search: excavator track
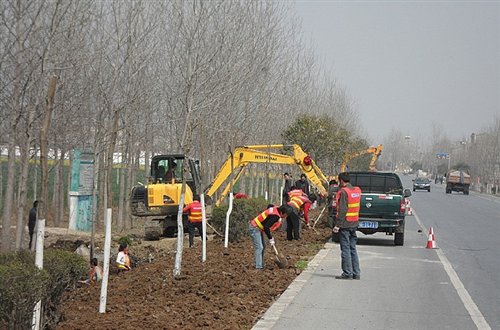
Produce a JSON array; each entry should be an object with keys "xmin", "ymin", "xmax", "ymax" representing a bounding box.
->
[{"xmin": 144, "ymin": 220, "xmax": 163, "ymax": 241}]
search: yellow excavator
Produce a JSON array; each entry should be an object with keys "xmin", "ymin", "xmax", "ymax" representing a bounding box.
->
[
  {"xmin": 130, "ymin": 145, "xmax": 328, "ymax": 239},
  {"xmin": 204, "ymin": 144, "xmax": 329, "ymax": 206},
  {"xmin": 130, "ymin": 155, "xmax": 202, "ymax": 239},
  {"xmin": 339, "ymin": 144, "xmax": 383, "ymax": 173}
]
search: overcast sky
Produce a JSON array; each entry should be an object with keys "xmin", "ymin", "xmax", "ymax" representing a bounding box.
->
[{"xmin": 293, "ymin": 1, "xmax": 500, "ymax": 144}]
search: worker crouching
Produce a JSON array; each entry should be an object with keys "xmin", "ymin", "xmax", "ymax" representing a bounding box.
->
[{"xmin": 249, "ymin": 204, "xmax": 289, "ymax": 269}]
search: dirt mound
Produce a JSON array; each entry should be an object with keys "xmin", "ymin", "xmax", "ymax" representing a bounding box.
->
[
  {"xmin": 49, "ymin": 238, "xmax": 87, "ymax": 252},
  {"xmin": 57, "ymin": 223, "xmax": 331, "ymax": 329}
]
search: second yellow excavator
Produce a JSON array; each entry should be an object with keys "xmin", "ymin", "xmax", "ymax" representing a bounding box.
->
[{"xmin": 339, "ymin": 144, "xmax": 383, "ymax": 173}]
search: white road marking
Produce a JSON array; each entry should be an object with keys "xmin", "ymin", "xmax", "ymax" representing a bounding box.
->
[{"xmin": 413, "ymin": 211, "xmax": 491, "ymax": 330}]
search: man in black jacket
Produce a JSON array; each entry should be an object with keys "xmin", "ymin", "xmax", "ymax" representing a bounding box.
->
[
  {"xmin": 282, "ymin": 172, "xmax": 292, "ymax": 203},
  {"xmin": 28, "ymin": 200, "xmax": 38, "ymax": 250},
  {"xmin": 294, "ymin": 174, "xmax": 310, "ymax": 196}
]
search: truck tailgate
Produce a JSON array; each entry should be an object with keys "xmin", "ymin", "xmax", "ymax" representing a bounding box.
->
[{"xmin": 360, "ymin": 193, "xmax": 402, "ymax": 219}]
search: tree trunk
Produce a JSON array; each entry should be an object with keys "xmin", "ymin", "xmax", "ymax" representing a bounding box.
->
[
  {"xmin": 97, "ymin": 150, "xmax": 106, "ymax": 229},
  {"xmin": 90, "ymin": 152, "xmax": 100, "ymax": 261},
  {"xmin": 39, "ymin": 75, "xmax": 58, "ymax": 223},
  {"xmin": 248, "ymin": 167, "xmax": 255, "ymax": 198},
  {"xmin": 2, "ymin": 0, "xmax": 23, "ymax": 252},
  {"xmin": 173, "ymin": 179, "xmax": 187, "ymax": 277},
  {"xmin": 106, "ymin": 108, "xmax": 120, "ymax": 215},
  {"xmin": 15, "ymin": 135, "xmax": 31, "ymax": 250},
  {"xmin": 33, "ymin": 156, "xmax": 38, "ymax": 201},
  {"xmin": 101, "ymin": 151, "xmax": 107, "ymax": 228},
  {"xmin": 117, "ymin": 145, "xmax": 127, "ymax": 231},
  {"xmin": 126, "ymin": 143, "xmax": 137, "ymax": 229},
  {"xmin": 52, "ymin": 149, "xmax": 60, "ymax": 225},
  {"xmin": 54, "ymin": 150, "xmax": 65, "ymax": 226},
  {"xmin": 0, "ymin": 166, "xmax": 3, "ymax": 213},
  {"xmin": 2, "ymin": 145, "xmax": 17, "ymax": 251}
]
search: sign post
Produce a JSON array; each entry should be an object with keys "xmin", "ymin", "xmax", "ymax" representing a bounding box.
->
[{"xmin": 69, "ymin": 150, "xmax": 94, "ymax": 232}]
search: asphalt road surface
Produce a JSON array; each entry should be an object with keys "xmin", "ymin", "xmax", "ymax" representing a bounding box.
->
[
  {"xmin": 403, "ymin": 175, "xmax": 500, "ymax": 329},
  {"xmin": 256, "ymin": 175, "xmax": 498, "ymax": 330}
]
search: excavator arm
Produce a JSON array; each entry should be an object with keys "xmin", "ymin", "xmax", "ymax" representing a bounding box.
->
[
  {"xmin": 368, "ymin": 144, "xmax": 383, "ymax": 172},
  {"xmin": 340, "ymin": 144, "xmax": 383, "ymax": 173},
  {"xmin": 205, "ymin": 144, "xmax": 328, "ymax": 206}
]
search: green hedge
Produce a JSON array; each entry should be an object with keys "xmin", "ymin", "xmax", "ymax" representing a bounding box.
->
[
  {"xmin": 211, "ymin": 197, "xmax": 270, "ymax": 243},
  {"xmin": 0, "ymin": 250, "xmax": 87, "ymax": 329}
]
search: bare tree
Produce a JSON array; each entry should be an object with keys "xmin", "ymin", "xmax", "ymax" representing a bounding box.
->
[
  {"xmin": 0, "ymin": 0, "xmax": 367, "ymax": 254},
  {"xmin": 39, "ymin": 75, "xmax": 59, "ymax": 222}
]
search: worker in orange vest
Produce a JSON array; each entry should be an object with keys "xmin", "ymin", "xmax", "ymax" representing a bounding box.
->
[
  {"xmin": 333, "ymin": 172, "xmax": 361, "ymax": 280},
  {"xmin": 287, "ymin": 186, "xmax": 303, "ymax": 199},
  {"xmin": 249, "ymin": 204, "xmax": 289, "ymax": 269},
  {"xmin": 183, "ymin": 195, "xmax": 203, "ymax": 247},
  {"xmin": 286, "ymin": 193, "xmax": 312, "ymax": 239}
]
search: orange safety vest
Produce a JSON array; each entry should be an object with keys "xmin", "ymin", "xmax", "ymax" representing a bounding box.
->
[
  {"xmin": 336, "ymin": 186, "xmax": 361, "ymax": 222},
  {"xmin": 288, "ymin": 194, "xmax": 309, "ymax": 211},
  {"xmin": 250, "ymin": 207, "xmax": 282, "ymax": 232},
  {"xmin": 183, "ymin": 201, "xmax": 203, "ymax": 222},
  {"xmin": 288, "ymin": 189, "xmax": 303, "ymax": 198}
]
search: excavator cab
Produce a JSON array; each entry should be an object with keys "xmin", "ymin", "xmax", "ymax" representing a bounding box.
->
[
  {"xmin": 151, "ymin": 156, "xmax": 183, "ymax": 184},
  {"xmin": 130, "ymin": 154, "xmax": 201, "ymax": 239}
]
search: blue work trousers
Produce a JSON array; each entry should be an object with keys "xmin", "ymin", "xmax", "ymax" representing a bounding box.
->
[
  {"xmin": 339, "ymin": 228, "xmax": 360, "ymax": 278},
  {"xmin": 249, "ymin": 224, "xmax": 266, "ymax": 269}
]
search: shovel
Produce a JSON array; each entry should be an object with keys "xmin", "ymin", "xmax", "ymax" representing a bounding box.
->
[
  {"xmin": 312, "ymin": 205, "xmax": 327, "ymax": 229},
  {"xmin": 271, "ymin": 244, "xmax": 287, "ymax": 269}
]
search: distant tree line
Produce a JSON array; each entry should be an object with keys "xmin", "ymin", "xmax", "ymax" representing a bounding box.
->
[{"xmin": 382, "ymin": 116, "xmax": 500, "ymax": 193}]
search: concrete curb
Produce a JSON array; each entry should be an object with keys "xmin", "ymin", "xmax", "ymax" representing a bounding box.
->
[{"xmin": 252, "ymin": 241, "xmax": 335, "ymax": 330}]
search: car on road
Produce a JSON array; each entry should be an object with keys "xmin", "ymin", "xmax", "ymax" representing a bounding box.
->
[{"xmin": 413, "ymin": 177, "xmax": 431, "ymax": 192}]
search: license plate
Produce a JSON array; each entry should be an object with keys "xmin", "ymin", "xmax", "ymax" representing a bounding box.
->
[{"xmin": 359, "ymin": 221, "xmax": 378, "ymax": 229}]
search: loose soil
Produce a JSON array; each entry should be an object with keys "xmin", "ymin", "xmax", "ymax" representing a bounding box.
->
[{"xmin": 56, "ymin": 218, "xmax": 332, "ymax": 329}]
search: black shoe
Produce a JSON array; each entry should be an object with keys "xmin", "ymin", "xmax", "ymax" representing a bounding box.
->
[
  {"xmin": 335, "ymin": 274, "xmax": 353, "ymax": 280},
  {"xmin": 353, "ymin": 275, "xmax": 360, "ymax": 280}
]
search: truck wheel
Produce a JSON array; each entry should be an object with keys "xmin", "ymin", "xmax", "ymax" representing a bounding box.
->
[{"xmin": 394, "ymin": 232, "xmax": 404, "ymax": 246}]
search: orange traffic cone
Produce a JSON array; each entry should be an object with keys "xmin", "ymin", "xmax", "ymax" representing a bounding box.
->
[
  {"xmin": 406, "ymin": 199, "xmax": 413, "ymax": 215},
  {"xmin": 426, "ymin": 227, "xmax": 438, "ymax": 249}
]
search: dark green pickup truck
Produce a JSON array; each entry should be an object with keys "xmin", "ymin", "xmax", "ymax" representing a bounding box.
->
[{"xmin": 334, "ymin": 171, "xmax": 412, "ymax": 246}]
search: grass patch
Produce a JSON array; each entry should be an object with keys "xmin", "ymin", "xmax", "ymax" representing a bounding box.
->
[{"xmin": 295, "ymin": 260, "xmax": 308, "ymax": 270}]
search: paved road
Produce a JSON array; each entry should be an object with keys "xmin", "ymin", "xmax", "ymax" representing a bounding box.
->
[
  {"xmin": 254, "ymin": 176, "xmax": 497, "ymax": 330},
  {"xmin": 404, "ymin": 176, "xmax": 500, "ymax": 329}
]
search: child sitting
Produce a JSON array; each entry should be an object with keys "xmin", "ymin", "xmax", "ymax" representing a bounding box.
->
[
  {"xmin": 79, "ymin": 257, "xmax": 103, "ymax": 285},
  {"xmin": 116, "ymin": 243, "xmax": 131, "ymax": 271}
]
